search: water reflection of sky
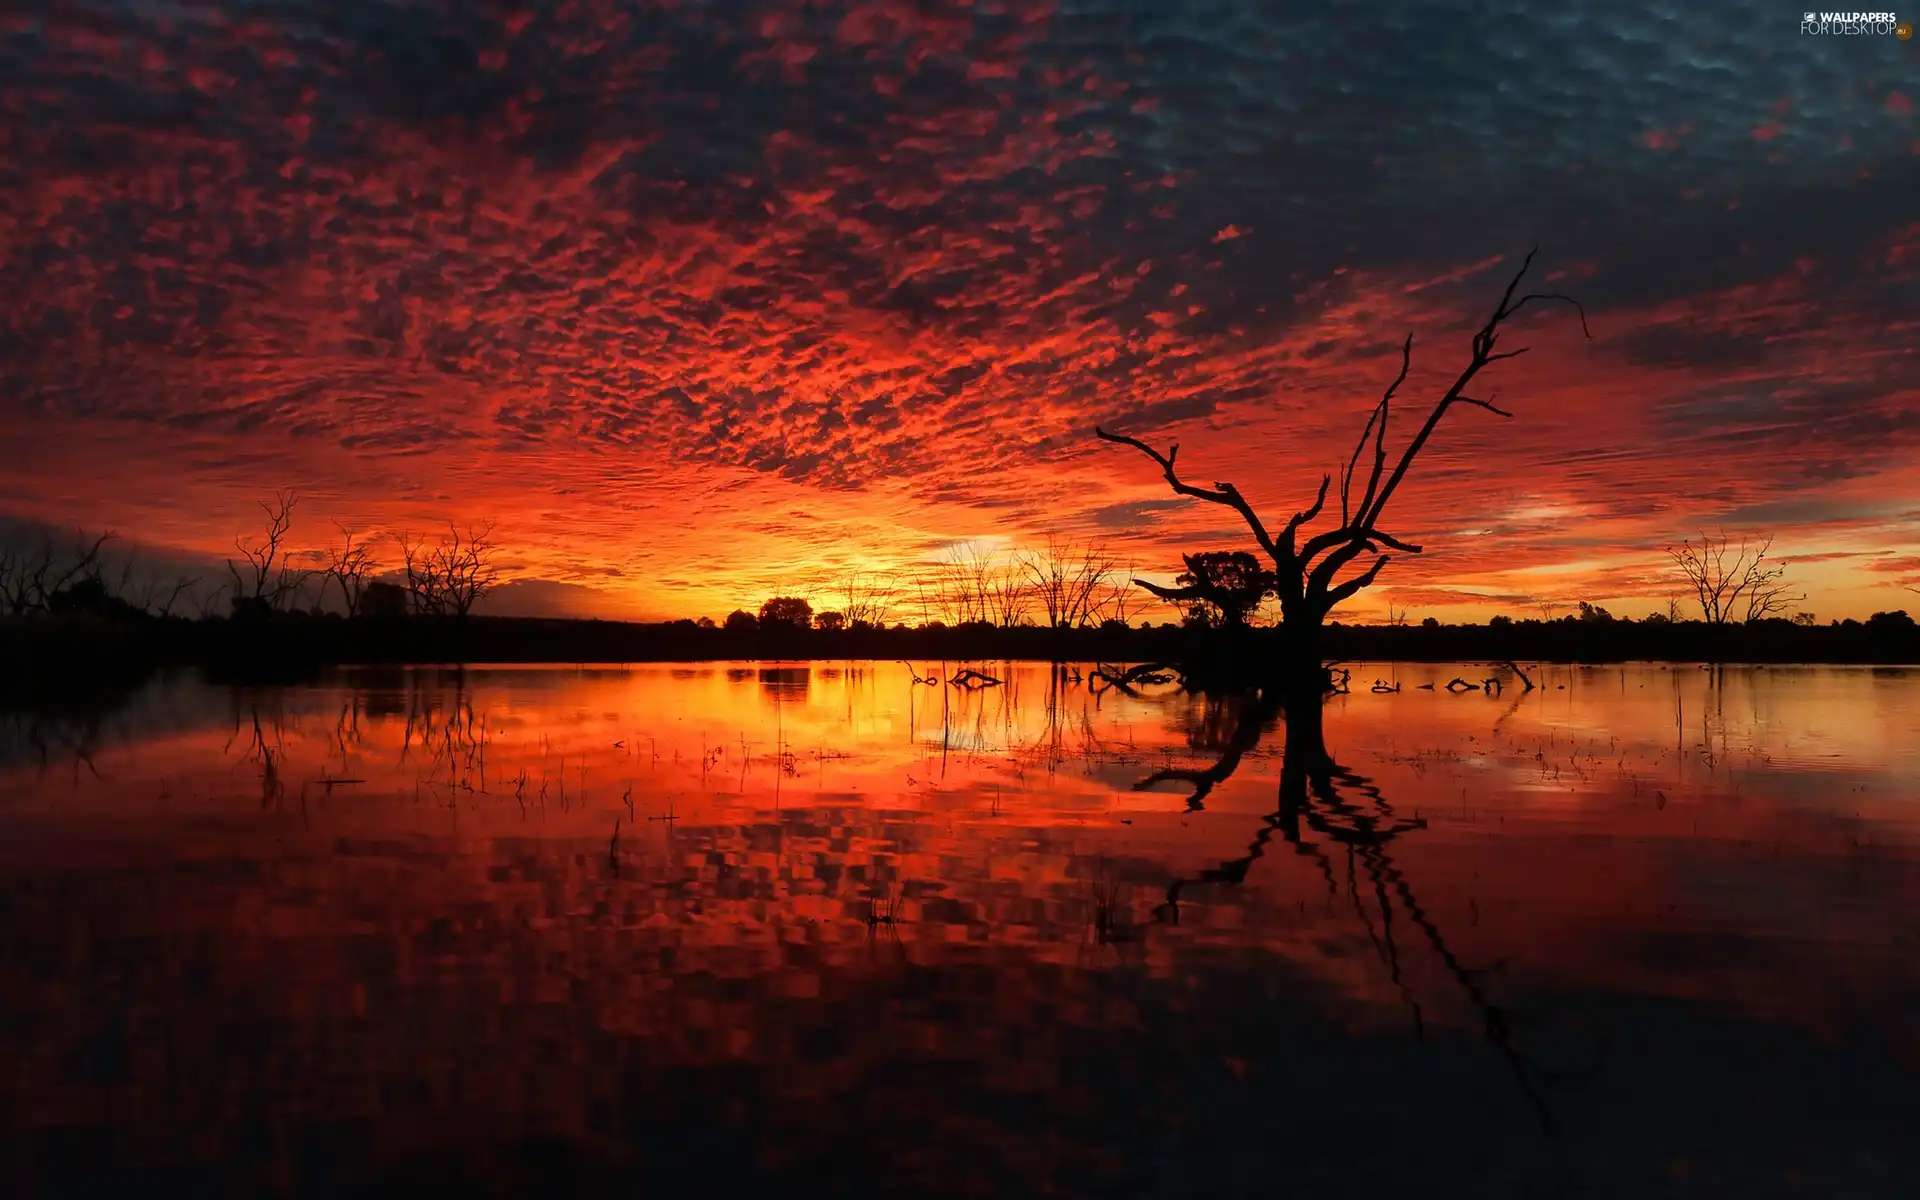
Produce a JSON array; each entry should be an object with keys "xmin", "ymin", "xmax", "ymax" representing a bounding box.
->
[{"xmin": 2, "ymin": 661, "xmax": 1917, "ymax": 1194}]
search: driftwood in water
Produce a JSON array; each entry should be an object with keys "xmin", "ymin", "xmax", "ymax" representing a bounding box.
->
[
  {"xmin": 1090, "ymin": 661, "xmax": 1180, "ymax": 695},
  {"xmin": 1498, "ymin": 660, "xmax": 1537, "ymax": 691}
]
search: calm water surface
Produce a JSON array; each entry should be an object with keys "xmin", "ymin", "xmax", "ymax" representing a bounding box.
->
[{"xmin": 2, "ymin": 661, "xmax": 1917, "ymax": 1197}]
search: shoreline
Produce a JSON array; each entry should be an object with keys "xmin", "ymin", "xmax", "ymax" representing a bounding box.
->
[{"xmin": 5, "ymin": 613, "xmax": 1917, "ymax": 691}]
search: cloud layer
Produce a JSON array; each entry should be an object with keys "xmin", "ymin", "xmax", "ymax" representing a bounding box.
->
[{"xmin": 2, "ymin": 1, "xmax": 1916, "ymax": 618}]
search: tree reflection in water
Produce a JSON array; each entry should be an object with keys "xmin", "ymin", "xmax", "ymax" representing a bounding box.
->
[{"xmin": 1139, "ymin": 679, "xmax": 1604, "ymax": 1134}]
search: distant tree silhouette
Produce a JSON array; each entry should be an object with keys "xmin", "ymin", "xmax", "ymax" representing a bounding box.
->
[
  {"xmin": 1019, "ymin": 536, "xmax": 1122, "ymax": 628},
  {"xmin": 934, "ymin": 543, "xmax": 990, "ymax": 625},
  {"xmin": 831, "ymin": 571, "xmax": 898, "ymax": 628},
  {"xmin": 0, "ymin": 528, "xmax": 117, "ymax": 617},
  {"xmin": 1867, "ymin": 609, "xmax": 1915, "ymax": 633},
  {"xmin": 1098, "ymin": 250, "xmax": 1587, "ymax": 674},
  {"xmin": 187, "ymin": 583, "xmax": 229, "ymax": 620},
  {"xmin": 323, "ymin": 524, "xmax": 379, "ymax": 617},
  {"xmin": 394, "ymin": 523, "xmax": 499, "ymax": 617},
  {"xmin": 432, "ymin": 523, "xmax": 500, "ymax": 617},
  {"xmin": 47, "ymin": 575, "xmax": 144, "ymax": 620},
  {"xmin": 1136, "ymin": 550, "xmax": 1273, "ymax": 629},
  {"xmin": 394, "ymin": 532, "xmax": 442, "ymax": 615},
  {"xmin": 814, "ymin": 610, "xmax": 846, "ymax": 632},
  {"xmin": 1667, "ymin": 531, "xmax": 1801, "ymax": 624},
  {"xmin": 227, "ymin": 492, "xmax": 308, "ymax": 617},
  {"xmin": 933, "ymin": 543, "xmax": 1032, "ymax": 627},
  {"xmin": 360, "ymin": 581, "xmax": 409, "ymax": 618},
  {"xmin": 723, "ymin": 609, "xmax": 758, "ymax": 632},
  {"xmin": 759, "ymin": 597, "xmax": 813, "ymax": 630},
  {"xmin": 146, "ymin": 575, "xmax": 201, "ymax": 619}
]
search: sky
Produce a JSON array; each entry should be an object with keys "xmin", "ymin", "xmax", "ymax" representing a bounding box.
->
[{"xmin": 1, "ymin": 1, "xmax": 1917, "ymax": 623}]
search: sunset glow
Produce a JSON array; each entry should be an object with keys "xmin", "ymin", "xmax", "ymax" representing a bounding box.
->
[{"xmin": 3, "ymin": 4, "xmax": 1917, "ymax": 622}]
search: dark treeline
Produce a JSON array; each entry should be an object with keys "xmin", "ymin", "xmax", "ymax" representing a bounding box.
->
[{"xmin": 4, "ymin": 608, "xmax": 1917, "ymax": 694}]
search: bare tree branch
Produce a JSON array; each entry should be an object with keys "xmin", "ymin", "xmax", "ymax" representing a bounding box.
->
[
  {"xmin": 226, "ymin": 491, "xmax": 307, "ymax": 614},
  {"xmin": 323, "ymin": 523, "xmax": 379, "ymax": 617},
  {"xmin": 430, "ymin": 522, "xmax": 500, "ymax": 618},
  {"xmin": 0, "ymin": 528, "xmax": 119, "ymax": 615},
  {"xmin": 1019, "ymin": 536, "xmax": 1124, "ymax": 629},
  {"xmin": 1091, "ymin": 430, "xmax": 1282, "ymax": 563},
  {"xmin": 1098, "ymin": 248, "xmax": 1587, "ymax": 638},
  {"xmin": 1667, "ymin": 531, "xmax": 1801, "ymax": 624}
]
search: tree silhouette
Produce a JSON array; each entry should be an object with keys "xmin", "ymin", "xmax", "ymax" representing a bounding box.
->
[
  {"xmin": 1666, "ymin": 531, "xmax": 1801, "ymax": 624},
  {"xmin": 1019, "ymin": 536, "xmax": 1123, "ymax": 628},
  {"xmin": 393, "ymin": 523, "xmax": 500, "ymax": 617},
  {"xmin": 360, "ymin": 581, "xmax": 409, "ymax": 618},
  {"xmin": 394, "ymin": 532, "xmax": 443, "ymax": 615},
  {"xmin": 226, "ymin": 492, "xmax": 308, "ymax": 616},
  {"xmin": 831, "ymin": 571, "xmax": 898, "ymax": 628},
  {"xmin": 1137, "ymin": 550, "xmax": 1274, "ymax": 629},
  {"xmin": 432, "ymin": 522, "xmax": 500, "ymax": 618},
  {"xmin": 0, "ymin": 529, "xmax": 118, "ymax": 617},
  {"xmin": 759, "ymin": 596, "xmax": 813, "ymax": 630},
  {"xmin": 1097, "ymin": 250, "xmax": 1586, "ymax": 669},
  {"xmin": 323, "ymin": 524, "xmax": 379, "ymax": 617}
]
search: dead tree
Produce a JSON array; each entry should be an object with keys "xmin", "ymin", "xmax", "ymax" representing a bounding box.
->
[
  {"xmin": 1100, "ymin": 569, "xmax": 1146, "ymax": 626},
  {"xmin": 0, "ymin": 529, "xmax": 117, "ymax": 616},
  {"xmin": 430, "ymin": 522, "xmax": 501, "ymax": 618},
  {"xmin": 1498, "ymin": 661, "xmax": 1537, "ymax": 692},
  {"xmin": 152, "ymin": 576, "xmax": 201, "ymax": 619},
  {"xmin": 939, "ymin": 542, "xmax": 992, "ymax": 625},
  {"xmin": 834, "ymin": 570, "xmax": 899, "ymax": 629},
  {"xmin": 226, "ymin": 491, "xmax": 309, "ymax": 615},
  {"xmin": 323, "ymin": 524, "xmax": 380, "ymax": 617},
  {"xmin": 1097, "ymin": 250, "xmax": 1587, "ymax": 669},
  {"xmin": 924, "ymin": 542, "xmax": 1030, "ymax": 627},
  {"xmin": 394, "ymin": 531, "xmax": 444, "ymax": 616},
  {"xmin": 949, "ymin": 667, "xmax": 1003, "ymax": 688},
  {"xmin": 979, "ymin": 549, "xmax": 1033, "ymax": 628},
  {"xmin": 1666, "ymin": 531, "xmax": 1802, "ymax": 624},
  {"xmin": 187, "ymin": 582, "xmax": 229, "ymax": 620},
  {"xmin": 1019, "ymin": 536, "xmax": 1122, "ymax": 628}
]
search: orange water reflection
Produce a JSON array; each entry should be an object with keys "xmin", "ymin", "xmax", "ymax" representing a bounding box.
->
[{"xmin": 2, "ymin": 661, "xmax": 1917, "ymax": 1194}]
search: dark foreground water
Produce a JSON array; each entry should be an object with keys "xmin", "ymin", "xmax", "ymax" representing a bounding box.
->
[{"xmin": 2, "ymin": 661, "xmax": 1916, "ymax": 1197}]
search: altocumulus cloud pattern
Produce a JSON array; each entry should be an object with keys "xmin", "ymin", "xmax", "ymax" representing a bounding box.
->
[{"xmin": 1, "ymin": 1, "xmax": 1916, "ymax": 616}]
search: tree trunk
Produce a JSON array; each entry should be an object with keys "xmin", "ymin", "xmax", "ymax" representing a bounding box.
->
[
  {"xmin": 1275, "ymin": 689, "xmax": 1329, "ymax": 844},
  {"xmin": 1270, "ymin": 602, "xmax": 1329, "ymax": 689}
]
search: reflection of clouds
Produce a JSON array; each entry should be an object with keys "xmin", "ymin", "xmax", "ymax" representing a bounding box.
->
[{"xmin": 0, "ymin": 660, "xmax": 1917, "ymax": 1182}]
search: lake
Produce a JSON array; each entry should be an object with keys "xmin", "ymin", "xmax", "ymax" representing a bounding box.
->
[{"xmin": 2, "ymin": 661, "xmax": 1917, "ymax": 1196}]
